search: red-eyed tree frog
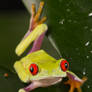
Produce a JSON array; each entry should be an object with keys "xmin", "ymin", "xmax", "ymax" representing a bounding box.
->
[{"xmin": 14, "ymin": 1, "xmax": 87, "ymax": 92}]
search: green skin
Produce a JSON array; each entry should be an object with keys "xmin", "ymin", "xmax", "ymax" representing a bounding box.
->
[
  {"xmin": 14, "ymin": 50, "xmax": 82, "ymax": 92},
  {"xmin": 14, "ymin": 50, "xmax": 66, "ymax": 83},
  {"xmin": 14, "ymin": 24, "xmax": 85, "ymax": 92}
]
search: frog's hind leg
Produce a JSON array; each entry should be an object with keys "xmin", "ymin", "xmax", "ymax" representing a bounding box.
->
[
  {"xmin": 28, "ymin": 31, "xmax": 46, "ymax": 53},
  {"xmin": 23, "ymin": 1, "xmax": 47, "ymax": 39},
  {"xmin": 24, "ymin": 1, "xmax": 47, "ymax": 54},
  {"xmin": 22, "ymin": 3, "xmax": 36, "ymax": 40},
  {"xmin": 64, "ymin": 71, "xmax": 87, "ymax": 92},
  {"xmin": 28, "ymin": 1, "xmax": 47, "ymax": 53},
  {"xmin": 31, "ymin": 1, "xmax": 47, "ymax": 30},
  {"xmin": 15, "ymin": 1, "xmax": 47, "ymax": 56}
]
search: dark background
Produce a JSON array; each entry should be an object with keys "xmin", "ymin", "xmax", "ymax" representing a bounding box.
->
[
  {"xmin": 0, "ymin": 0, "xmax": 24, "ymax": 10},
  {"xmin": 0, "ymin": 0, "xmax": 92, "ymax": 92}
]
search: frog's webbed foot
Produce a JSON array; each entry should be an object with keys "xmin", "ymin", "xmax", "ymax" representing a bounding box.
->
[
  {"xmin": 26, "ymin": 1, "xmax": 47, "ymax": 53},
  {"xmin": 64, "ymin": 71, "xmax": 87, "ymax": 92},
  {"xmin": 28, "ymin": 1, "xmax": 47, "ymax": 53},
  {"xmin": 23, "ymin": 1, "xmax": 47, "ymax": 39},
  {"xmin": 24, "ymin": 1, "xmax": 47, "ymax": 39},
  {"xmin": 30, "ymin": 1, "xmax": 47, "ymax": 30}
]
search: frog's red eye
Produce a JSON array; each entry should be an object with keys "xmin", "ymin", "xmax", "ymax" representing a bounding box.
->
[
  {"xmin": 60, "ymin": 60, "xmax": 69, "ymax": 71},
  {"xmin": 29, "ymin": 64, "xmax": 38, "ymax": 75}
]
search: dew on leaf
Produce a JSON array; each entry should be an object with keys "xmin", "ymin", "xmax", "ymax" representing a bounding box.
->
[
  {"xmin": 68, "ymin": 19, "xmax": 72, "ymax": 23},
  {"xmin": 59, "ymin": 0, "xmax": 62, "ymax": 3},
  {"xmin": 85, "ymin": 41, "xmax": 90, "ymax": 46},
  {"xmin": 90, "ymin": 50, "xmax": 92, "ymax": 53},
  {"xmin": 78, "ymin": 52, "xmax": 80, "ymax": 55},
  {"xmin": 88, "ymin": 12, "xmax": 92, "ymax": 17},
  {"xmin": 66, "ymin": 8, "xmax": 70, "ymax": 12},
  {"xmin": 73, "ymin": 20, "xmax": 77, "ymax": 23},
  {"xmin": 87, "ymin": 85, "xmax": 90, "ymax": 89},
  {"xmin": 84, "ymin": 26, "xmax": 88, "ymax": 29},
  {"xmin": 82, "ymin": 68, "xmax": 86, "ymax": 75},
  {"xmin": 86, "ymin": 56, "xmax": 90, "ymax": 59},
  {"xmin": 75, "ymin": 48, "xmax": 79, "ymax": 51},
  {"xmin": 90, "ymin": 28, "xmax": 92, "ymax": 32},
  {"xmin": 83, "ymin": 71, "xmax": 86, "ymax": 75},
  {"xmin": 59, "ymin": 19, "xmax": 65, "ymax": 24}
]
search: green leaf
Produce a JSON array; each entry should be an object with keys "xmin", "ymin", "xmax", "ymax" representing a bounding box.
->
[
  {"xmin": 0, "ymin": 12, "xmax": 29, "ymax": 92},
  {"xmin": 0, "ymin": 66, "xmax": 24, "ymax": 92},
  {"xmin": 22, "ymin": 0, "xmax": 92, "ymax": 92},
  {"xmin": 0, "ymin": 0, "xmax": 92, "ymax": 92}
]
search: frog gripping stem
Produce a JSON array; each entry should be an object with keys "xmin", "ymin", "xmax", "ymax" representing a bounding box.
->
[
  {"xmin": 15, "ymin": 1, "xmax": 47, "ymax": 56},
  {"xmin": 30, "ymin": 1, "xmax": 47, "ymax": 30},
  {"xmin": 15, "ymin": 24, "xmax": 47, "ymax": 56},
  {"xmin": 14, "ymin": 1, "xmax": 87, "ymax": 92},
  {"xmin": 28, "ymin": 1, "xmax": 47, "ymax": 53}
]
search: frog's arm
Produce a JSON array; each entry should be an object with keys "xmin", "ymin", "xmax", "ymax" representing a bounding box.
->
[
  {"xmin": 15, "ymin": 1, "xmax": 47, "ymax": 56},
  {"xmin": 65, "ymin": 70, "xmax": 87, "ymax": 92}
]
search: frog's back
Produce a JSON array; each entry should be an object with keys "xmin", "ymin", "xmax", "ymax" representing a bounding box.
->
[{"xmin": 21, "ymin": 50, "xmax": 57, "ymax": 64}]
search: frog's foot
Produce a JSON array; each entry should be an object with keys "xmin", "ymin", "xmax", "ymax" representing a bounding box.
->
[
  {"xmin": 31, "ymin": 1, "xmax": 47, "ymax": 30},
  {"xmin": 23, "ymin": 1, "xmax": 47, "ymax": 39},
  {"xmin": 15, "ymin": 1, "xmax": 47, "ymax": 56},
  {"xmin": 28, "ymin": 1, "xmax": 47, "ymax": 53},
  {"xmin": 64, "ymin": 71, "xmax": 87, "ymax": 92},
  {"xmin": 30, "ymin": 1, "xmax": 47, "ymax": 31}
]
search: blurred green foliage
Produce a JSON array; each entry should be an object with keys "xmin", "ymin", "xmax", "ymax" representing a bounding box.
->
[{"xmin": 0, "ymin": 0, "xmax": 92, "ymax": 92}]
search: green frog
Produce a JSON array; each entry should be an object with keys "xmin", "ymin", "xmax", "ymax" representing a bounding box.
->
[{"xmin": 14, "ymin": 1, "xmax": 87, "ymax": 92}]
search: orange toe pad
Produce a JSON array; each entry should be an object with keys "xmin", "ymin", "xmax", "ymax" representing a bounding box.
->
[
  {"xmin": 64, "ymin": 77, "xmax": 87, "ymax": 92},
  {"xmin": 31, "ymin": 1, "xmax": 47, "ymax": 30}
]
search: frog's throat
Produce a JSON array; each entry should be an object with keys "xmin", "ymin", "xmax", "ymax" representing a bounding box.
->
[
  {"xmin": 34, "ymin": 77, "xmax": 62, "ymax": 87},
  {"xmin": 19, "ymin": 77, "xmax": 62, "ymax": 92}
]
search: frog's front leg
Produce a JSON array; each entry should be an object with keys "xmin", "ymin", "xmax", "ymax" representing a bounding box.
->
[
  {"xmin": 19, "ymin": 81, "xmax": 42, "ymax": 92},
  {"xmin": 65, "ymin": 71, "xmax": 87, "ymax": 92}
]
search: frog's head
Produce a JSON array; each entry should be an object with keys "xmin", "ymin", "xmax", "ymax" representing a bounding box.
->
[{"xmin": 14, "ymin": 50, "xmax": 69, "ymax": 86}]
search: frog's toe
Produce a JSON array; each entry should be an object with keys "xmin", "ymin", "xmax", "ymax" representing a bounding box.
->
[
  {"xmin": 34, "ymin": 1, "xmax": 44, "ymax": 22},
  {"xmin": 31, "ymin": 1, "xmax": 46, "ymax": 30},
  {"xmin": 19, "ymin": 89, "xmax": 26, "ymax": 92},
  {"xmin": 64, "ymin": 76, "xmax": 87, "ymax": 92},
  {"xmin": 64, "ymin": 80, "xmax": 71, "ymax": 85}
]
